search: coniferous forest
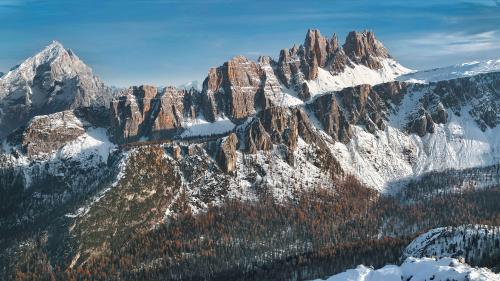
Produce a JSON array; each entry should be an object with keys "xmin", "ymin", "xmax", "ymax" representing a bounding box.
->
[{"xmin": 10, "ymin": 167, "xmax": 500, "ymax": 281}]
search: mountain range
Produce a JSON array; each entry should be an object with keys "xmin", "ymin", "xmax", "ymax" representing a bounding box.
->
[{"xmin": 0, "ymin": 29, "xmax": 499, "ymax": 281}]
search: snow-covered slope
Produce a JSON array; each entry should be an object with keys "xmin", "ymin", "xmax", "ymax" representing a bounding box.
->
[
  {"xmin": 403, "ymin": 225, "xmax": 500, "ymax": 265},
  {"xmin": 0, "ymin": 41, "xmax": 109, "ymax": 107},
  {"xmin": 398, "ymin": 59, "xmax": 500, "ymax": 83},
  {"xmin": 330, "ymin": 107, "xmax": 500, "ymax": 192},
  {"xmin": 306, "ymin": 58, "xmax": 411, "ymax": 96},
  {"xmin": 325, "ymin": 72, "xmax": 500, "ymax": 192},
  {"xmin": 313, "ymin": 257, "xmax": 500, "ymax": 281}
]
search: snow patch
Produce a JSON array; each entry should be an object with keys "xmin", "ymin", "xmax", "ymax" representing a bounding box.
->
[
  {"xmin": 55, "ymin": 127, "xmax": 115, "ymax": 162},
  {"xmin": 180, "ymin": 117, "xmax": 236, "ymax": 138}
]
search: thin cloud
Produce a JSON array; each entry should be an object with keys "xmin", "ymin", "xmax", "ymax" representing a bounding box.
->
[{"xmin": 406, "ymin": 30, "xmax": 500, "ymax": 55}]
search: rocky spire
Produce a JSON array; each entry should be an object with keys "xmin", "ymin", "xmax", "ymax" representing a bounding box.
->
[
  {"xmin": 343, "ymin": 30, "xmax": 389, "ymax": 69},
  {"xmin": 326, "ymin": 32, "xmax": 349, "ymax": 74},
  {"xmin": 304, "ymin": 29, "xmax": 329, "ymax": 71}
]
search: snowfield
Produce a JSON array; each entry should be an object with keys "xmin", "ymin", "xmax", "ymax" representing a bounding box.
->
[
  {"xmin": 397, "ymin": 59, "xmax": 500, "ymax": 83},
  {"xmin": 313, "ymin": 257, "xmax": 500, "ymax": 281},
  {"xmin": 306, "ymin": 58, "xmax": 411, "ymax": 96}
]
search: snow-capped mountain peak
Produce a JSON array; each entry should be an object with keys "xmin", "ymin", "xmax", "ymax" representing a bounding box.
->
[
  {"xmin": 0, "ymin": 40, "xmax": 112, "ymax": 138},
  {"xmin": 0, "ymin": 40, "xmax": 93, "ymax": 86}
]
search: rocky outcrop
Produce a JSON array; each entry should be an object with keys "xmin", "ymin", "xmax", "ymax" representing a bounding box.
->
[
  {"xmin": 246, "ymin": 120, "xmax": 273, "ymax": 154},
  {"xmin": 215, "ymin": 133, "xmax": 238, "ymax": 173},
  {"xmin": 274, "ymin": 29, "xmax": 391, "ymax": 99},
  {"xmin": 275, "ymin": 45, "xmax": 310, "ymax": 99},
  {"xmin": 409, "ymin": 111, "xmax": 435, "ymax": 137},
  {"xmin": 21, "ymin": 111, "xmax": 86, "ymax": 156},
  {"xmin": 402, "ymin": 72, "xmax": 500, "ymax": 136},
  {"xmin": 150, "ymin": 86, "xmax": 198, "ymax": 140},
  {"xmin": 432, "ymin": 73, "xmax": 500, "ymax": 130},
  {"xmin": 172, "ymin": 145, "xmax": 182, "ymax": 160}
]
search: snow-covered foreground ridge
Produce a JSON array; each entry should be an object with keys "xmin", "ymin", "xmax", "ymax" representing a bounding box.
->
[{"xmin": 313, "ymin": 257, "xmax": 500, "ymax": 281}]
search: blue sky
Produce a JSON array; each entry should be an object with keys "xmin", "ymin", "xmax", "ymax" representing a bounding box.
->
[{"xmin": 0, "ymin": 0, "xmax": 499, "ymax": 87}]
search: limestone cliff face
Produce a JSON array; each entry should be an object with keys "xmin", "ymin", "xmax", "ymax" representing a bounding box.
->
[
  {"xmin": 150, "ymin": 86, "xmax": 200, "ymax": 139},
  {"xmin": 110, "ymin": 85, "xmax": 156, "ymax": 143},
  {"xmin": 202, "ymin": 56, "xmax": 264, "ymax": 122},
  {"xmin": 242, "ymin": 106, "xmax": 318, "ymax": 163},
  {"xmin": 110, "ymin": 86, "xmax": 201, "ymax": 143},
  {"xmin": 432, "ymin": 73, "xmax": 500, "ymax": 130},
  {"xmin": 275, "ymin": 29, "xmax": 388, "ymax": 99}
]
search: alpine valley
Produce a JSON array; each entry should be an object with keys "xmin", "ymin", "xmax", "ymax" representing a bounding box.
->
[{"xmin": 1, "ymin": 29, "xmax": 500, "ymax": 281}]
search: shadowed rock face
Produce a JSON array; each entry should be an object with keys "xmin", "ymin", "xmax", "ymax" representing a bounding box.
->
[
  {"xmin": 432, "ymin": 73, "xmax": 500, "ymax": 130},
  {"xmin": 21, "ymin": 111, "xmax": 86, "ymax": 157},
  {"xmin": 243, "ymin": 107, "xmax": 317, "ymax": 159},
  {"xmin": 239, "ymin": 105, "xmax": 343, "ymax": 173},
  {"xmin": 403, "ymin": 72, "xmax": 500, "ymax": 136}
]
